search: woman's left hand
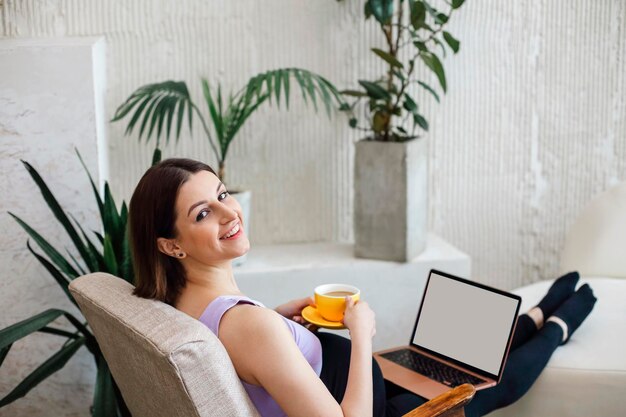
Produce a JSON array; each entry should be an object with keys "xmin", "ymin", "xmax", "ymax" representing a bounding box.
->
[{"xmin": 275, "ymin": 296, "xmax": 317, "ymax": 330}]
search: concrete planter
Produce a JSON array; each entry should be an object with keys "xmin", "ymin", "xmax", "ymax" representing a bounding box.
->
[
  {"xmin": 231, "ymin": 190, "xmax": 251, "ymax": 266},
  {"xmin": 354, "ymin": 138, "xmax": 428, "ymax": 262}
]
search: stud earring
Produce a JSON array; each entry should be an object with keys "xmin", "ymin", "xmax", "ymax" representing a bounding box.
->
[{"xmin": 177, "ymin": 253, "xmax": 184, "ymax": 258}]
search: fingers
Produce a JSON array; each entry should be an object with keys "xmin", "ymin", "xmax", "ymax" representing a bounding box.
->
[{"xmin": 345, "ymin": 296, "xmax": 355, "ymax": 308}]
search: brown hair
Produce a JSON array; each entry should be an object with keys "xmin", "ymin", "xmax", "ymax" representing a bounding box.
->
[{"xmin": 129, "ymin": 158, "xmax": 217, "ymax": 305}]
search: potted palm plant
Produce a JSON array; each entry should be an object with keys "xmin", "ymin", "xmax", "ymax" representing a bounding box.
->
[
  {"xmin": 339, "ymin": 0, "xmax": 466, "ymax": 261},
  {"xmin": 112, "ymin": 69, "xmax": 343, "ymax": 264}
]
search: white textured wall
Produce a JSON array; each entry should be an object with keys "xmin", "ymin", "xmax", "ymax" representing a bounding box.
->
[{"xmin": 2, "ymin": 1, "xmax": 625, "ymax": 286}]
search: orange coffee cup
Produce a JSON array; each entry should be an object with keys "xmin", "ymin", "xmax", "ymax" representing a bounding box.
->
[{"xmin": 314, "ymin": 284, "xmax": 361, "ymax": 322}]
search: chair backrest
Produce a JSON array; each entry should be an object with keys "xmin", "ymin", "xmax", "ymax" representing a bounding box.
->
[
  {"xmin": 560, "ymin": 181, "xmax": 626, "ymax": 278},
  {"xmin": 68, "ymin": 273, "xmax": 260, "ymax": 417}
]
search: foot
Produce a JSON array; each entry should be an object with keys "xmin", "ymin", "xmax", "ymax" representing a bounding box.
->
[
  {"xmin": 536, "ymin": 271, "xmax": 580, "ymax": 318},
  {"xmin": 548, "ymin": 283, "xmax": 597, "ymax": 344}
]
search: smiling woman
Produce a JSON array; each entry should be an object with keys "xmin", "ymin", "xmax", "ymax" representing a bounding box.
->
[{"xmin": 128, "ymin": 158, "xmax": 250, "ymax": 306}]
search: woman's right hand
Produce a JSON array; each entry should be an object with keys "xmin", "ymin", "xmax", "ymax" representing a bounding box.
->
[{"xmin": 342, "ymin": 296, "xmax": 376, "ymax": 340}]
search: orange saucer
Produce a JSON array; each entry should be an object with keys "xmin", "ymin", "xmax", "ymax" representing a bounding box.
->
[{"xmin": 301, "ymin": 306, "xmax": 346, "ymax": 329}]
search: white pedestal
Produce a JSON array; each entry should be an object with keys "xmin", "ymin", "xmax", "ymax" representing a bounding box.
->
[
  {"xmin": 235, "ymin": 234, "xmax": 471, "ymax": 351},
  {"xmin": 0, "ymin": 37, "xmax": 107, "ymax": 417}
]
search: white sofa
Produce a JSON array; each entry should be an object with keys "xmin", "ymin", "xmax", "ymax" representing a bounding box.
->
[{"xmin": 489, "ymin": 182, "xmax": 626, "ymax": 416}]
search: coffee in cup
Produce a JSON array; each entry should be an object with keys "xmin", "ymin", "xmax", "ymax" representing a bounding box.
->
[{"xmin": 314, "ymin": 284, "xmax": 360, "ymax": 322}]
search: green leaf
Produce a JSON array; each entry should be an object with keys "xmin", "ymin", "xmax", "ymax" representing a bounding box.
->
[
  {"xmin": 151, "ymin": 147, "xmax": 162, "ymax": 166},
  {"xmin": 364, "ymin": 2, "xmax": 373, "ymax": 19},
  {"xmin": 0, "ymin": 336, "xmax": 84, "ymax": 408},
  {"xmin": 349, "ymin": 118, "xmax": 358, "ymax": 128},
  {"xmin": 20, "ymin": 160, "xmax": 96, "ymax": 272},
  {"xmin": 371, "ymin": 48, "xmax": 403, "ymax": 68},
  {"xmin": 115, "ymin": 81, "xmax": 194, "ymax": 145},
  {"xmin": 435, "ymin": 12, "xmax": 448, "ymax": 25},
  {"xmin": 70, "ymin": 214, "xmax": 106, "ymax": 272},
  {"xmin": 452, "ymin": 0, "xmax": 465, "ymax": 9},
  {"xmin": 417, "ymin": 81, "xmax": 441, "ymax": 103},
  {"xmin": 422, "ymin": 0, "xmax": 438, "ymax": 18},
  {"xmin": 137, "ymin": 96, "xmax": 160, "ymax": 141},
  {"xmin": 341, "ymin": 89, "xmax": 368, "ymax": 97},
  {"xmin": 302, "ymin": 71, "xmax": 318, "ymax": 111},
  {"xmin": 102, "ymin": 235, "xmax": 119, "ymax": 276},
  {"xmin": 26, "ymin": 242, "xmax": 76, "ymax": 306},
  {"xmin": 339, "ymin": 103, "xmax": 351, "ymax": 111},
  {"xmin": 102, "ymin": 183, "xmax": 122, "ymax": 245},
  {"xmin": 392, "ymin": 69, "xmax": 406, "ymax": 81},
  {"xmin": 316, "ymin": 79, "xmax": 333, "ymax": 117},
  {"xmin": 403, "ymin": 93, "xmax": 418, "ymax": 112},
  {"xmin": 368, "ymin": 0, "xmax": 394, "ymax": 24},
  {"xmin": 122, "ymin": 95, "xmax": 151, "ymax": 135},
  {"xmin": 75, "ymin": 148, "xmax": 104, "ymax": 217},
  {"xmin": 409, "ymin": 0, "xmax": 426, "ymax": 30},
  {"xmin": 0, "ymin": 310, "xmax": 65, "ymax": 349},
  {"xmin": 414, "ymin": 113, "xmax": 429, "ymax": 131},
  {"xmin": 358, "ymin": 80, "xmax": 391, "ymax": 100},
  {"xmin": 413, "ymin": 41, "xmax": 428, "ymax": 52},
  {"xmin": 432, "ymin": 36, "xmax": 447, "ymax": 58},
  {"xmin": 92, "ymin": 360, "xmax": 118, "ymax": 417},
  {"xmin": 421, "ymin": 52, "xmax": 447, "ymax": 93},
  {"xmin": 273, "ymin": 70, "xmax": 283, "ymax": 106},
  {"xmin": 9, "ymin": 213, "xmax": 79, "ymax": 278},
  {"xmin": 120, "ymin": 227, "xmax": 134, "ymax": 283},
  {"xmin": 202, "ymin": 79, "xmax": 224, "ymax": 143},
  {"xmin": 443, "ymin": 31, "xmax": 460, "ymax": 53},
  {"xmin": 0, "ymin": 344, "xmax": 11, "ymax": 367},
  {"xmin": 175, "ymin": 99, "xmax": 185, "ymax": 140}
]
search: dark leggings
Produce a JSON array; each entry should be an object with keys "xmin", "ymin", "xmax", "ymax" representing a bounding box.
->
[{"xmin": 316, "ymin": 314, "xmax": 562, "ymax": 417}]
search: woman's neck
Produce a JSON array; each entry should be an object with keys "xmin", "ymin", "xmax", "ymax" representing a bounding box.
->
[{"xmin": 185, "ymin": 261, "xmax": 242, "ymax": 295}]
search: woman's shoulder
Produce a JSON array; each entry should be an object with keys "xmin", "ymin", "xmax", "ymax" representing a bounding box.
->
[{"xmin": 219, "ymin": 303, "xmax": 291, "ymax": 341}]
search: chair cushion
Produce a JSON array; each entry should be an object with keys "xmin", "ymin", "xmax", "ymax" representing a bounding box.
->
[
  {"xmin": 69, "ymin": 273, "xmax": 260, "ymax": 417},
  {"xmin": 560, "ymin": 181, "xmax": 626, "ymax": 278},
  {"xmin": 488, "ymin": 277, "xmax": 626, "ymax": 417}
]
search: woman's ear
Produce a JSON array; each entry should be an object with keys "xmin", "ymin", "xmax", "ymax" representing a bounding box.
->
[{"xmin": 157, "ymin": 237, "xmax": 181, "ymax": 258}]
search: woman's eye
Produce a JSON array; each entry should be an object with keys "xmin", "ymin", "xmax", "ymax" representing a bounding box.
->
[
  {"xmin": 196, "ymin": 209, "xmax": 209, "ymax": 222},
  {"xmin": 218, "ymin": 190, "xmax": 229, "ymax": 201}
]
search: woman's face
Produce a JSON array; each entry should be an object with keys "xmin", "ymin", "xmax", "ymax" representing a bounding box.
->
[{"xmin": 170, "ymin": 170, "xmax": 250, "ymax": 265}]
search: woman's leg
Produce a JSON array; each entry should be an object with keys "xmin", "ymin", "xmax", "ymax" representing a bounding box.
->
[
  {"xmin": 508, "ymin": 314, "xmax": 537, "ymax": 350},
  {"xmin": 465, "ymin": 283, "xmax": 596, "ymax": 417},
  {"xmin": 464, "ymin": 322, "xmax": 562, "ymax": 417},
  {"xmin": 316, "ymin": 332, "xmax": 429, "ymax": 417},
  {"xmin": 510, "ymin": 271, "xmax": 581, "ymax": 350}
]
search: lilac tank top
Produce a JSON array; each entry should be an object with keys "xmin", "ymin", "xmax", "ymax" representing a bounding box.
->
[{"xmin": 199, "ymin": 295, "xmax": 323, "ymax": 417}]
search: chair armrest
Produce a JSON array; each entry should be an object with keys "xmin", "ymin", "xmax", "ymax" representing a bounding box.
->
[{"xmin": 402, "ymin": 384, "xmax": 476, "ymax": 417}]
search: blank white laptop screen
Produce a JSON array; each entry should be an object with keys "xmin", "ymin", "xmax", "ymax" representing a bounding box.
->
[{"xmin": 412, "ymin": 272, "xmax": 520, "ymax": 375}]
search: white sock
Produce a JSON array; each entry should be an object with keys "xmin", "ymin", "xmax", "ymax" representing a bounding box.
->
[
  {"xmin": 546, "ymin": 316, "xmax": 568, "ymax": 343},
  {"xmin": 527, "ymin": 306, "xmax": 544, "ymax": 329}
]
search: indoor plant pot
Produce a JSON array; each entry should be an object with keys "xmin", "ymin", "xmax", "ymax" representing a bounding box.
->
[
  {"xmin": 339, "ymin": 0, "xmax": 466, "ymax": 262},
  {"xmin": 354, "ymin": 138, "xmax": 428, "ymax": 261}
]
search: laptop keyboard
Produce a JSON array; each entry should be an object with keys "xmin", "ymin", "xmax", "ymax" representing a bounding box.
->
[{"xmin": 380, "ymin": 349, "xmax": 484, "ymax": 387}]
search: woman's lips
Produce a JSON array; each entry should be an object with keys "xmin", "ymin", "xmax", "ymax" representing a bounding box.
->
[{"xmin": 221, "ymin": 224, "xmax": 243, "ymax": 240}]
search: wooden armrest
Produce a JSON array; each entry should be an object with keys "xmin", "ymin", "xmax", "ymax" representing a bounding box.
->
[{"xmin": 402, "ymin": 384, "xmax": 476, "ymax": 417}]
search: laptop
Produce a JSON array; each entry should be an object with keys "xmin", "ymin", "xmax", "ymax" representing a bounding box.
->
[{"xmin": 374, "ymin": 269, "xmax": 521, "ymax": 399}]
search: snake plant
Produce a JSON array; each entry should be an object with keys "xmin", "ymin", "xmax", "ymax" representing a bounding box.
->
[{"xmin": 1, "ymin": 150, "xmax": 132, "ymax": 417}]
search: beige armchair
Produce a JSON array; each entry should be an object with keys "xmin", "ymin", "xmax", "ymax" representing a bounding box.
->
[{"xmin": 69, "ymin": 273, "xmax": 474, "ymax": 417}]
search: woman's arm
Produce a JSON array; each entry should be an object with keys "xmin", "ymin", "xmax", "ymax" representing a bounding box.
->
[
  {"xmin": 274, "ymin": 296, "xmax": 315, "ymax": 326},
  {"xmin": 339, "ymin": 296, "xmax": 376, "ymax": 417},
  {"xmin": 219, "ymin": 303, "xmax": 375, "ymax": 417}
]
